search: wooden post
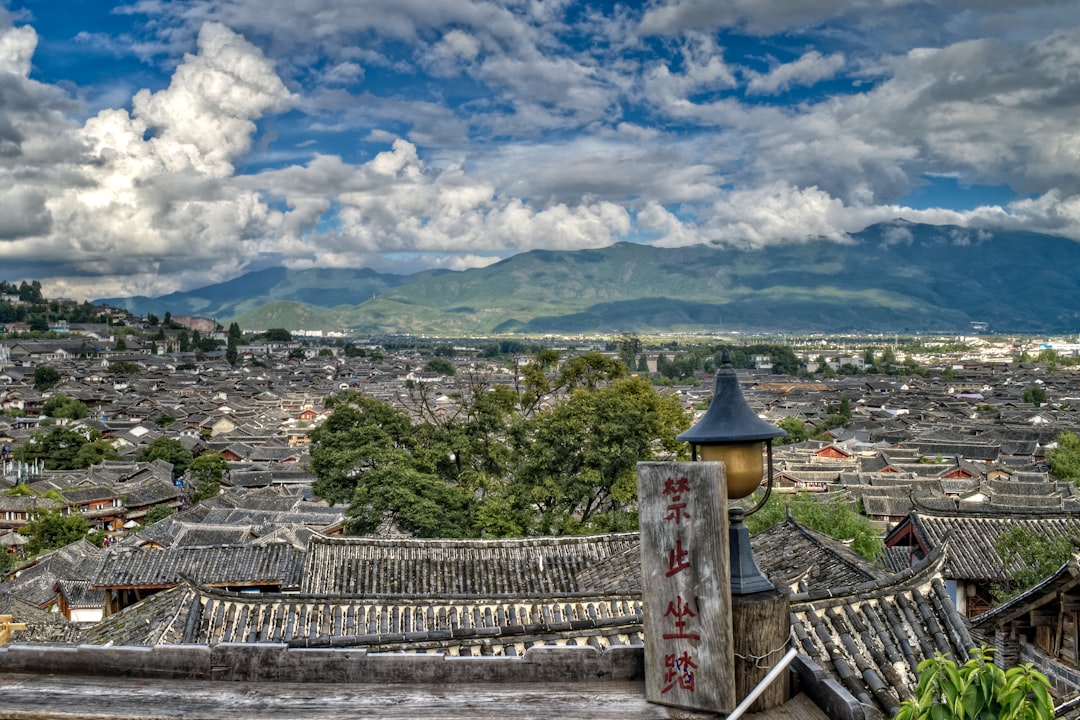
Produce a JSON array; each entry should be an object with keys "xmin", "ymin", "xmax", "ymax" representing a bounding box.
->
[
  {"xmin": 732, "ymin": 589, "xmax": 790, "ymax": 713},
  {"xmin": 637, "ymin": 461, "xmax": 736, "ymax": 714},
  {"xmin": 0, "ymin": 614, "xmax": 27, "ymax": 645}
]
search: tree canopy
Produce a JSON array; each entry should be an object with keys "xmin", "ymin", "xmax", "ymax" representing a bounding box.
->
[
  {"xmin": 308, "ymin": 353, "xmax": 689, "ymax": 538},
  {"xmin": 137, "ymin": 437, "xmax": 193, "ymax": 478}
]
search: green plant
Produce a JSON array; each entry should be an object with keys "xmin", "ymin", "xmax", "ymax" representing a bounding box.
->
[{"xmin": 895, "ymin": 647, "xmax": 1053, "ymax": 720}]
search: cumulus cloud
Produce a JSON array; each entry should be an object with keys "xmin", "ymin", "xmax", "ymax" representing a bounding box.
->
[
  {"xmin": 11, "ymin": 0, "xmax": 1080, "ymax": 303},
  {"xmin": 745, "ymin": 51, "xmax": 846, "ymax": 94}
]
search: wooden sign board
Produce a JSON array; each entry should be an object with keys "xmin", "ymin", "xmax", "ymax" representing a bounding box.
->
[{"xmin": 637, "ymin": 461, "xmax": 736, "ymax": 714}]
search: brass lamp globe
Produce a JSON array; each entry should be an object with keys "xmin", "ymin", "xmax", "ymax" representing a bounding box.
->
[{"xmin": 677, "ymin": 351, "xmax": 786, "ymax": 594}]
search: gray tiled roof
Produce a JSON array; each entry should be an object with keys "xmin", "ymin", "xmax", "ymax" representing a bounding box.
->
[
  {"xmin": 790, "ymin": 552, "xmax": 974, "ymax": 717},
  {"xmin": 92, "ymin": 544, "xmax": 305, "ymax": 589},
  {"xmin": 301, "ymin": 533, "xmax": 641, "ymax": 596},
  {"xmin": 751, "ymin": 517, "xmax": 888, "ymax": 592}
]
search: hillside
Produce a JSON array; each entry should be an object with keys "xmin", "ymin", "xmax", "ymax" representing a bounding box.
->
[{"xmin": 97, "ymin": 222, "xmax": 1080, "ymax": 334}]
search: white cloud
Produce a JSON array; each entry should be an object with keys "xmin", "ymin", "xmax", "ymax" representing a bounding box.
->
[
  {"xmin": 745, "ymin": 51, "xmax": 846, "ymax": 94},
  {"xmin": 0, "ymin": 22, "xmax": 35, "ymax": 76}
]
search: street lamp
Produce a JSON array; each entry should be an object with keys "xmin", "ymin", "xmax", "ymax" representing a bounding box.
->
[{"xmin": 677, "ymin": 351, "xmax": 786, "ymax": 594}]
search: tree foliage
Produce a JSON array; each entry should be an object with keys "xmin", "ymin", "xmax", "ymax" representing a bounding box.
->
[
  {"xmin": 992, "ymin": 525, "xmax": 1074, "ymax": 600},
  {"xmin": 143, "ymin": 503, "xmax": 175, "ymax": 526},
  {"xmin": 1047, "ymin": 431, "xmax": 1080, "ymax": 483},
  {"xmin": 895, "ymin": 647, "xmax": 1052, "ymax": 720},
  {"xmin": 23, "ymin": 509, "xmax": 89, "ymax": 555},
  {"xmin": 33, "ymin": 365, "xmax": 61, "ymax": 391},
  {"xmin": 1022, "ymin": 386, "xmax": 1047, "ymax": 407},
  {"xmin": 137, "ymin": 437, "xmax": 193, "ymax": 478},
  {"xmin": 14, "ymin": 426, "xmax": 109, "ymax": 470},
  {"xmin": 747, "ymin": 492, "xmax": 883, "ymax": 562},
  {"xmin": 308, "ymin": 354, "xmax": 689, "ymax": 538},
  {"xmin": 42, "ymin": 395, "xmax": 88, "ymax": 421}
]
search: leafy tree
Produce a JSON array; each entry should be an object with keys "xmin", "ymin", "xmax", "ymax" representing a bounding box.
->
[
  {"xmin": 1022, "ymin": 386, "xmax": 1047, "ymax": 407},
  {"xmin": 188, "ymin": 452, "xmax": 228, "ymax": 503},
  {"xmin": 1047, "ymin": 431, "xmax": 1080, "ymax": 483},
  {"xmin": 747, "ymin": 492, "xmax": 883, "ymax": 562},
  {"xmin": 309, "ymin": 392, "xmax": 415, "ymax": 507},
  {"xmin": 33, "ymin": 365, "xmax": 61, "ymax": 391},
  {"xmin": 263, "ymin": 328, "xmax": 293, "ymax": 342},
  {"xmin": 73, "ymin": 439, "xmax": 120, "ymax": 468},
  {"xmin": 137, "ymin": 438, "xmax": 193, "ymax": 478},
  {"xmin": 23, "ymin": 509, "xmax": 89, "ymax": 555},
  {"xmin": 189, "ymin": 452, "xmax": 227, "ymax": 484},
  {"xmin": 616, "ymin": 333, "xmax": 642, "ymax": 367},
  {"xmin": 227, "ymin": 322, "xmax": 242, "ymax": 339},
  {"xmin": 15, "ymin": 426, "xmax": 97, "ymax": 470},
  {"xmin": 776, "ymin": 417, "xmax": 810, "ymax": 444},
  {"xmin": 992, "ymin": 526, "xmax": 1074, "ymax": 600},
  {"xmin": 147, "ymin": 313, "xmax": 159, "ymax": 326},
  {"xmin": 514, "ymin": 376, "xmax": 688, "ymax": 534},
  {"xmin": 114, "ymin": 336, "xmax": 127, "ymax": 351},
  {"xmin": 143, "ymin": 503, "xmax": 175, "ymax": 526},
  {"xmin": 895, "ymin": 647, "xmax": 1052, "ymax": 720},
  {"xmin": 110, "ymin": 361, "xmax": 141, "ymax": 375},
  {"xmin": 423, "ymin": 358, "xmax": 455, "ymax": 376},
  {"xmin": 42, "ymin": 395, "xmax": 89, "ymax": 421},
  {"xmin": 155, "ymin": 413, "xmax": 176, "ymax": 428},
  {"xmin": 226, "ymin": 336, "xmax": 239, "ymax": 365}
]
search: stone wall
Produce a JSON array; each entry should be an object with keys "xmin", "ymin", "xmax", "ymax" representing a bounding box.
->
[
  {"xmin": 1019, "ymin": 644, "xmax": 1080, "ymax": 699},
  {"xmin": 0, "ymin": 643, "xmax": 644, "ymax": 684}
]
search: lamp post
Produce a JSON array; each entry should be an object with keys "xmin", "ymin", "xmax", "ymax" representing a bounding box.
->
[{"xmin": 676, "ymin": 351, "xmax": 786, "ymax": 594}]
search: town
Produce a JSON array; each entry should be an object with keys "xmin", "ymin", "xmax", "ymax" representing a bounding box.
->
[{"xmin": 2, "ymin": 295, "xmax": 1080, "ymax": 718}]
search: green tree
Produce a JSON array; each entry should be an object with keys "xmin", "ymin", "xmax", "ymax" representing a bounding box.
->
[
  {"xmin": 1022, "ymin": 386, "xmax": 1047, "ymax": 407},
  {"xmin": 992, "ymin": 526, "xmax": 1074, "ymax": 600},
  {"xmin": 143, "ymin": 503, "xmax": 175, "ymax": 526},
  {"xmin": 110, "ymin": 361, "xmax": 141, "ymax": 375},
  {"xmin": 138, "ymin": 438, "xmax": 193, "ymax": 478},
  {"xmin": 747, "ymin": 492, "xmax": 883, "ymax": 562},
  {"xmin": 776, "ymin": 417, "xmax": 810, "ymax": 444},
  {"xmin": 23, "ymin": 508, "xmax": 89, "ymax": 554},
  {"xmin": 515, "ymin": 376, "xmax": 688, "ymax": 534},
  {"xmin": 1047, "ymin": 431, "xmax": 1080, "ymax": 483},
  {"xmin": 15, "ymin": 426, "xmax": 97, "ymax": 470},
  {"xmin": 226, "ymin": 335, "xmax": 239, "ymax": 365},
  {"xmin": 228, "ymin": 322, "xmax": 242, "ymax": 339},
  {"xmin": 73, "ymin": 439, "xmax": 120, "ymax": 468},
  {"xmin": 423, "ymin": 358, "xmax": 455, "ymax": 376},
  {"xmin": 189, "ymin": 451, "xmax": 227, "ymax": 503},
  {"xmin": 263, "ymin": 328, "xmax": 293, "ymax": 342},
  {"xmin": 895, "ymin": 647, "xmax": 1052, "ymax": 720},
  {"xmin": 309, "ymin": 392, "xmax": 416, "ymax": 507},
  {"xmin": 616, "ymin": 333, "xmax": 642, "ymax": 368},
  {"xmin": 33, "ymin": 365, "xmax": 61, "ymax": 391},
  {"xmin": 41, "ymin": 395, "xmax": 89, "ymax": 421},
  {"xmin": 114, "ymin": 336, "xmax": 127, "ymax": 351}
]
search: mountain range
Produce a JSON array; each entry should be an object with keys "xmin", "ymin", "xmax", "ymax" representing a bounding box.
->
[{"xmin": 97, "ymin": 222, "xmax": 1080, "ymax": 335}]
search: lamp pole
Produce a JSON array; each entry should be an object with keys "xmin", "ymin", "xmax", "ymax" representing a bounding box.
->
[
  {"xmin": 675, "ymin": 349, "xmax": 792, "ymax": 713},
  {"xmin": 676, "ymin": 351, "xmax": 785, "ymax": 594}
]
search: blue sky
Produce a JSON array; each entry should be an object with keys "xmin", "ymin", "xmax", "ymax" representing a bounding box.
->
[{"xmin": 2, "ymin": 0, "xmax": 1080, "ymax": 300}]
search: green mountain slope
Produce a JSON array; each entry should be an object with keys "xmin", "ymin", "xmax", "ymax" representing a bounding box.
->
[{"xmin": 102, "ymin": 223, "xmax": 1080, "ymax": 334}]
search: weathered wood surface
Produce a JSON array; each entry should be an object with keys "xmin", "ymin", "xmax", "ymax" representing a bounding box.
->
[
  {"xmin": 0, "ymin": 672, "xmax": 828, "ymax": 719},
  {"xmin": 637, "ymin": 461, "xmax": 735, "ymax": 715},
  {"xmin": 0, "ymin": 673, "xmax": 674, "ymax": 719},
  {"xmin": 732, "ymin": 589, "xmax": 791, "ymax": 713}
]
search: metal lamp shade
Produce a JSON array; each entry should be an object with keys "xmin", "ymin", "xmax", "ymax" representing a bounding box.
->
[{"xmin": 677, "ymin": 355, "xmax": 786, "ymax": 500}]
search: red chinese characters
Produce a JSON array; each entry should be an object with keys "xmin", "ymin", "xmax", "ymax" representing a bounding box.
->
[
  {"xmin": 662, "ymin": 651, "xmax": 699, "ymax": 694},
  {"xmin": 658, "ymin": 475, "xmax": 701, "ymax": 695}
]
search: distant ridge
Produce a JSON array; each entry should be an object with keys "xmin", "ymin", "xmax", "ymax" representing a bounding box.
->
[{"xmin": 95, "ymin": 223, "xmax": 1080, "ymax": 334}]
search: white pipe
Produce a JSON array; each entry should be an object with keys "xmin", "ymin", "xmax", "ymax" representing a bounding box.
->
[{"xmin": 727, "ymin": 647, "xmax": 800, "ymax": 720}]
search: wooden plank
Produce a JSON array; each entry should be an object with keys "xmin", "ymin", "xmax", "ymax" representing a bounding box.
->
[{"xmin": 637, "ymin": 461, "xmax": 735, "ymax": 714}]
